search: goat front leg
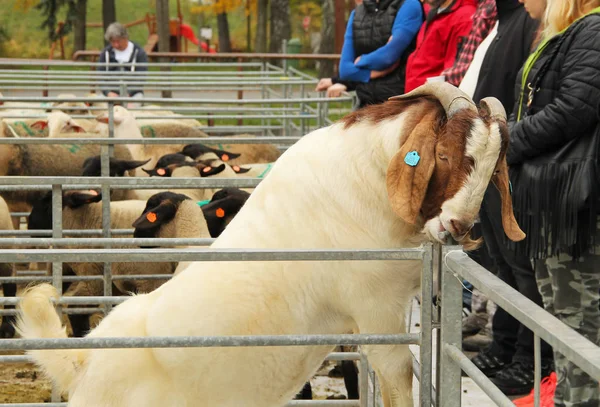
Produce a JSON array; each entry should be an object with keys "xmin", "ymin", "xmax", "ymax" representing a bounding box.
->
[{"xmin": 356, "ymin": 315, "xmax": 413, "ymax": 407}]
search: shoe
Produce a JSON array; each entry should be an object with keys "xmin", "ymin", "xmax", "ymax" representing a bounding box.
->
[
  {"xmin": 469, "ymin": 349, "xmax": 511, "ymax": 377},
  {"xmin": 512, "ymin": 372, "xmax": 557, "ymax": 407},
  {"xmin": 463, "ymin": 326, "xmax": 493, "ymax": 352},
  {"xmin": 490, "ymin": 360, "xmax": 554, "ymax": 396},
  {"xmin": 462, "ymin": 311, "xmax": 488, "ymax": 336}
]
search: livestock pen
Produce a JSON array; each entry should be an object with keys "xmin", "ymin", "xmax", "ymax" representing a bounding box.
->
[{"xmin": 0, "ymin": 61, "xmax": 598, "ymax": 407}]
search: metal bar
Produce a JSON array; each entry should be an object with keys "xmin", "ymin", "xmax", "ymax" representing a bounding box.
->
[
  {"xmin": 0, "ymin": 238, "xmax": 215, "ymax": 246},
  {"xmin": 0, "ymin": 333, "xmax": 420, "ymax": 351},
  {"xmin": 0, "ymin": 351, "xmax": 362, "ymax": 364},
  {"xmin": 444, "ymin": 344, "xmax": 514, "ymax": 407},
  {"xmin": 0, "ymin": 177, "xmax": 263, "ymax": 188},
  {"xmin": 534, "ymin": 334, "xmax": 541, "ymax": 407},
  {"xmin": 0, "ymin": 136, "xmax": 300, "ymax": 145},
  {"xmin": 0, "ymin": 248, "xmax": 426, "ymax": 263},
  {"xmin": 0, "ymin": 274, "xmax": 174, "ymax": 283},
  {"xmin": 419, "ymin": 244, "xmax": 433, "ymax": 407},
  {"xmin": 0, "ymin": 229, "xmax": 135, "ymax": 236},
  {"xmin": 0, "ymin": 96, "xmax": 352, "ymax": 104},
  {"xmin": 359, "ymin": 352, "xmax": 369, "ymax": 407},
  {"xmin": 51, "ymin": 184, "xmax": 63, "ymax": 294},
  {"xmin": 445, "ymin": 250, "xmax": 600, "ymax": 381},
  {"xmin": 0, "ymin": 403, "xmax": 358, "ymax": 407},
  {"xmin": 439, "ymin": 252, "xmax": 462, "ymax": 406}
]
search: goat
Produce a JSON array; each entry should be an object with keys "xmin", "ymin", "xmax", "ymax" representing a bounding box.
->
[{"xmin": 16, "ymin": 83, "xmax": 525, "ymax": 407}]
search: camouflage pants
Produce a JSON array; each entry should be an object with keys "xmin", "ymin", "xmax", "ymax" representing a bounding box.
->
[{"xmin": 535, "ymin": 250, "xmax": 600, "ymax": 407}]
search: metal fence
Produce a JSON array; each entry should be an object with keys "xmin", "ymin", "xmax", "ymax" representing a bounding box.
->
[{"xmin": 1, "ymin": 60, "xmax": 599, "ymax": 407}]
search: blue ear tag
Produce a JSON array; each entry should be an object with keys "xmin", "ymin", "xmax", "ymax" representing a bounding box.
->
[
  {"xmin": 404, "ymin": 151, "xmax": 420, "ymax": 167},
  {"xmin": 197, "ymin": 199, "xmax": 211, "ymax": 207}
]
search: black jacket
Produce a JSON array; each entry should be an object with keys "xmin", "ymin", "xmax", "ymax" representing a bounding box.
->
[
  {"xmin": 507, "ymin": 13, "xmax": 600, "ymax": 258},
  {"xmin": 97, "ymin": 41, "xmax": 148, "ymax": 96},
  {"xmin": 335, "ymin": 0, "xmax": 421, "ymax": 107},
  {"xmin": 471, "ymin": 0, "xmax": 538, "ymax": 111}
]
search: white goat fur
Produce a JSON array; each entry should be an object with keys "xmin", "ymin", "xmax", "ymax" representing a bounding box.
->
[{"xmin": 17, "ymin": 108, "xmax": 502, "ymax": 407}]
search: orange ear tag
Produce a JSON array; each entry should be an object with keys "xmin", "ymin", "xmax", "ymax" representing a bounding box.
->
[
  {"xmin": 146, "ymin": 212, "xmax": 157, "ymax": 223},
  {"xmin": 202, "ymin": 166, "xmax": 212, "ymax": 173},
  {"xmin": 221, "ymin": 154, "xmax": 230, "ymax": 162},
  {"xmin": 233, "ymin": 165, "xmax": 240, "ymax": 172},
  {"xmin": 156, "ymin": 168, "xmax": 166, "ymax": 176},
  {"xmin": 216, "ymin": 208, "xmax": 225, "ymax": 218}
]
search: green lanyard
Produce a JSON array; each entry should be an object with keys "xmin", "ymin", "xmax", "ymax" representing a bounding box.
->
[{"xmin": 517, "ymin": 6, "xmax": 600, "ymax": 121}]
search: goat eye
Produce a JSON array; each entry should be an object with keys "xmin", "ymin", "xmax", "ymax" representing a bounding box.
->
[
  {"xmin": 438, "ymin": 153, "xmax": 448, "ymax": 161},
  {"xmin": 493, "ymin": 169, "xmax": 500, "ymax": 176}
]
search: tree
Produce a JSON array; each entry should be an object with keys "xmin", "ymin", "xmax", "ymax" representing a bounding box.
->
[
  {"xmin": 254, "ymin": 0, "xmax": 268, "ymax": 52},
  {"xmin": 216, "ymin": 12, "xmax": 232, "ymax": 52},
  {"xmin": 191, "ymin": 0, "xmax": 256, "ymax": 52},
  {"xmin": 102, "ymin": 0, "xmax": 117, "ymax": 43},
  {"xmin": 73, "ymin": 0, "xmax": 87, "ymax": 52},
  {"xmin": 33, "ymin": 0, "xmax": 87, "ymax": 52},
  {"xmin": 269, "ymin": 0, "xmax": 290, "ymax": 53},
  {"xmin": 318, "ymin": 0, "xmax": 334, "ymax": 77}
]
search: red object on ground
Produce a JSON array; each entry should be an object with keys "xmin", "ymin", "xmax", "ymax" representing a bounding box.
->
[{"xmin": 512, "ymin": 372, "xmax": 557, "ymax": 407}]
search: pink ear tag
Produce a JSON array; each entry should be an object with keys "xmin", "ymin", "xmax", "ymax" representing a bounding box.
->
[{"xmin": 156, "ymin": 168, "xmax": 166, "ymax": 176}]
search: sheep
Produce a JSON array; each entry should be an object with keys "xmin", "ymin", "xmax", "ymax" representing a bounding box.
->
[
  {"xmin": 182, "ymin": 140, "xmax": 281, "ymax": 166},
  {"xmin": 133, "ymin": 105, "xmax": 205, "ymax": 129},
  {"xmin": 81, "ymin": 156, "xmax": 151, "ymax": 201},
  {"xmin": 0, "ymin": 136, "xmax": 134, "ymax": 213},
  {"xmin": 133, "ymin": 161, "xmax": 230, "ymax": 202},
  {"xmin": 0, "ymin": 195, "xmax": 15, "ymax": 338},
  {"xmin": 29, "ymin": 111, "xmax": 89, "ymax": 138},
  {"xmin": 16, "ymin": 83, "xmax": 526, "ymax": 407},
  {"xmin": 26, "ymin": 190, "xmax": 181, "ymax": 337},
  {"xmin": 46, "ymin": 94, "xmax": 91, "ymax": 116}
]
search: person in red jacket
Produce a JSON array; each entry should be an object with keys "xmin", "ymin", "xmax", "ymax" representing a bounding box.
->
[{"xmin": 404, "ymin": 0, "xmax": 476, "ymax": 92}]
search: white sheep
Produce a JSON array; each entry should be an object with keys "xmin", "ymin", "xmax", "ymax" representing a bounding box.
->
[{"xmin": 16, "ymin": 84, "xmax": 525, "ymax": 407}]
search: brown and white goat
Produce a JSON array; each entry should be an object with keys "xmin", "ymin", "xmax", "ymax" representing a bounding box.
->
[{"xmin": 16, "ymin": 83, "xmax": 524, "ymax": 407}]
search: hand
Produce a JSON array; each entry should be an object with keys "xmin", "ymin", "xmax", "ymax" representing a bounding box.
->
[
  {"xmin": 326, "ymin": 83, "xmax": 348, "ymax": 98},
  {"xmin": 107, "ymin": 91, "xmax": 119, "ymax": 98},
  {"xmin": 354, "ymin": 56, "xmax": 361, "ymax": 65},
  {"xmin": 315, "ymin": 78, "xmax": 333, "ymax": 92},
  {"xmin": 370, "ymin": 60, "xmax": 400, "ymax": 79}
]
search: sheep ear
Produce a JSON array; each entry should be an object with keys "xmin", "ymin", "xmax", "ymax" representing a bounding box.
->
[
  {"xmin": 213, "ymin": 149, "xmax": 240, "ymax": 162},
  {"xmin": 386, "ymin": 119, "xmax": 437, "ymax": 225},
  {"xmin": 199, "ymin": 163, "xmax": 226, "ymax": 177},
  {"xmin": 231, "ymin": 165, "xmax": 250, "ymax": 174},
  {"xmin": 132, "ymin": 201, "xmax": 177, "ymax": 230},
  {"xmin": 63, "ymin": 190, "xmax": 102, "ymax": 209},
  {"xmin": 30, "ymin": 120, "xmax": 48, "ymax": 131},
  {"xmin": 113, "ymin": 158, "xmax": 151, "ymax": 176}
]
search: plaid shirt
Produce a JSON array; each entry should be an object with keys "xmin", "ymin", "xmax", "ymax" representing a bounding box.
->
[{"xmin": 442, "ymin": 0, "xmax": 498, "ymax": 86}]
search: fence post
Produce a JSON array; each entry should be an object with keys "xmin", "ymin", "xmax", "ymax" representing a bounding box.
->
[
  {"xmin": 420, "ymin": 244, "xmax": 434, "ymax": 407},
  {"xmin": 439, "ymin": 250, "xmax": 462, "ymax": 406}
]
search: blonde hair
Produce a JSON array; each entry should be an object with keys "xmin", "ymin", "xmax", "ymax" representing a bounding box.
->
[{"xmin": 542, "ymin": 0, "xmax": 599, "ymax": 38}]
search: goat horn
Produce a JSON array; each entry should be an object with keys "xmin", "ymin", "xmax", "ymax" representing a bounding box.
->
[
  {"xmin": 479, "ymin": 97, "xmax": 507, "ymax": 122},
  {"xmin": 389, "ymin": 82, "xmax": 476, "ymax": 117}
]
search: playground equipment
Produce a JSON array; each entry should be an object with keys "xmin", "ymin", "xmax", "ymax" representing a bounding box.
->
[{"xmin": 50, "ymin": 0, "xmax": 216, "ymax": 60}]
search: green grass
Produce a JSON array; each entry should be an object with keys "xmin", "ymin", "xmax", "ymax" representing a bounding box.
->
[{"xmin": 0, "ymin": 0, "xmax": 254, "ymax": 59}]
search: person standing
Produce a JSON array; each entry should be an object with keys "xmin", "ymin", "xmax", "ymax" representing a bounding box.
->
[
  {"xmin": 507, "ymin": 0, "xmax": 600, "ymax": 403},
  {"xmin": 315, "ymin": 0, "xmax": 423, "ymax": 107}
]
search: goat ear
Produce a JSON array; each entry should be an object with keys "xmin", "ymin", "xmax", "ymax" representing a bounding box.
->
[
  {"xmin": 199, "ymin": 163, "xmax": 226, "ymax": 177},
  {"xmin": 30, "ymin": 120, "xmax": 48, "ymax": 131},
  {"xmin": 386, "ymin": 121, "xmax": 437, "ymax": 225},
  {"xmin": 132, "ymin": 201, "xmax": 177, "ymax": 230},
  {"xmin": 63, "ymin": 190, "xmax": 102, "ymax": 209},
  {"xmin": 492, "ymin": 158, "xmax": 526, "ymax": 242}
]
